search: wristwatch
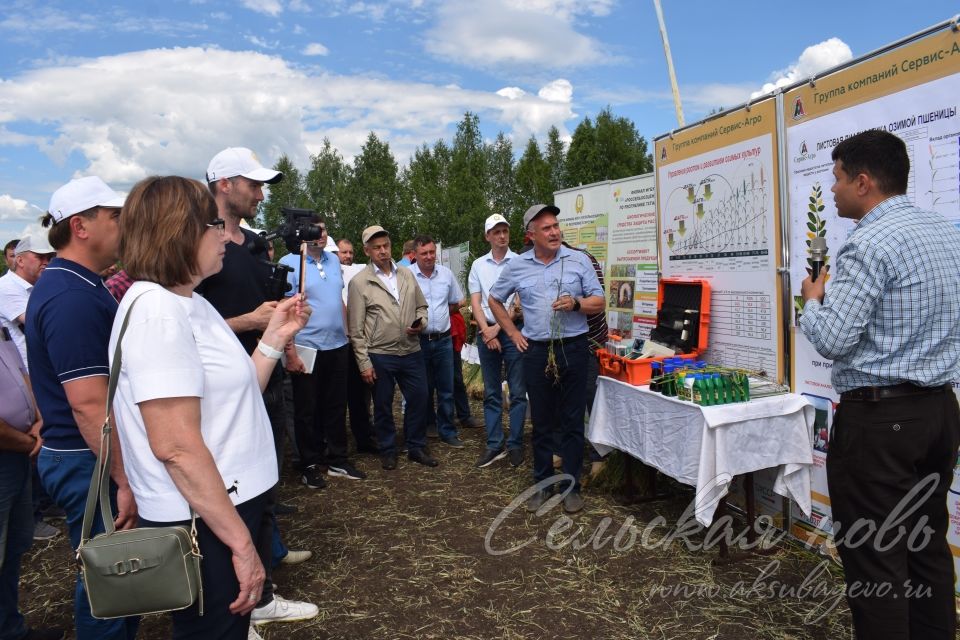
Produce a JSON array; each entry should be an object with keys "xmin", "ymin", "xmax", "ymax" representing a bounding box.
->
[{"xmin": 572, "ymin": 298, "xmax": 581, "ymax": 312}]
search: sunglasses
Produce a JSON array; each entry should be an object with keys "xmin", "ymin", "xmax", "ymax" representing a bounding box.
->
[{"xmin": 206, "ymin": 218, "xmax": 226, "ymax": 232}]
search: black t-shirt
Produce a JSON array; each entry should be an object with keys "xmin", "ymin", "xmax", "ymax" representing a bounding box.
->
[{"xmin": 196, "ymin": 228, "xmax": 273, "ymax": 354}]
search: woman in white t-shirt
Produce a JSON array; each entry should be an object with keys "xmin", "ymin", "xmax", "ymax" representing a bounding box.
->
[{"xmin": 109, "ymin": 176, "xmax": 309, "ymax": 639}]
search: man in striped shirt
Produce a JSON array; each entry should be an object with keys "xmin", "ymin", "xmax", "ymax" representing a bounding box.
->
[{"xmin": 800, "ymin": 129, "xmax": 960, "ymax": 640}]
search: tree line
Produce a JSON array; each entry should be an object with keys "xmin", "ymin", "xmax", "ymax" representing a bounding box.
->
[{"xmin": 261, "ymin": 107, "xmax": 652, "ymax": 259}]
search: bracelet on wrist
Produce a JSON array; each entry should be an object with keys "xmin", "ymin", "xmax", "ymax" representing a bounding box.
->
[{"xmin": 257, "ymin": 340, "xmax": 283, "ymax": 360}]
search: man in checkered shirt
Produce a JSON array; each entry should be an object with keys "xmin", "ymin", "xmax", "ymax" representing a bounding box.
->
[{"xmin": 800, "ymin": 129, "xmax": 960, "ymax": 640}]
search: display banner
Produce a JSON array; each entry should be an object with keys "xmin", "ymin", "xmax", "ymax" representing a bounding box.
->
[
  {"xmin": 555, "ymin": 176, "xmax": 658, "ymax": 342},
  {"xmin": 654, "ymin": 97, "xmax": 784, "ymax": 383},
  {"xmin": 783, "ymin": 24, "xmax": 960, "ymax": 567}
]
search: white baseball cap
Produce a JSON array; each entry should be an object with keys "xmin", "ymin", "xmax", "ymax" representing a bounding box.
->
[
  {"xmin": 484, "ymin": 213, "xmax": 510, "ymax": 234},
  {"xmin": 206, "ymin": 147, "xmax": 283, "ymax": 184},
  {"xmin": 48, "ymin": 176, "xmax": 125, "ymax": 223},
  {"xmin": 325, "ymin": 236, "xmax": 339, "ymax": 252},
  {"xmin": 14, "ymin": 234, "xmax": 55, "ymax": 256}
]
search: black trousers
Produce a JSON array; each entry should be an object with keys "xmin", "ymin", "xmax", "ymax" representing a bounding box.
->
[
  {"xmin": 141, "ymin": 491, "xmax": 269, "ymax": 640},
  {"xmin": 346, "ymin": 344, "xmax": 375, "ymax": 449},
  {"xmin": 290, "ymin": 344, "xmax": 350, "ymax": 468},
  {"xmin": 827, "ymin": 389, "xmax": 960, "ymax": 640}
]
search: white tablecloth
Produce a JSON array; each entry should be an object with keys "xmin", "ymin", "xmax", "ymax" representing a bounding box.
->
[{"xmin": 587, "ymin": 377, "xmax": 814, "ymax": 526}]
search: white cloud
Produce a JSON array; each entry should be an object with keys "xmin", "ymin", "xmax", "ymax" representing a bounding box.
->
[
  {"xmin": 0, "ymin": 47, "xmax": 576, "ymax": 188},
  {"xmin": 289, "ymin": 0, "xmax": 311, "ymax": 11},
  {"xmin": 245, "ymin": 35, "xmax": 278, "ymax": 49},
  {"xmin": 348, "ymin": 2, "xmax": 388, "ymax": 21},
  {"xmin": 303, "ymin": 42, "xmax": 329, "ymax": 56},
  {"xmin": 753, "ymin": 38, "xmax": 853, "ymax": 97},
  {"xmin": 0, "ymin": 194, "xmax": 43, "ymax": 221},
  {"xmin": 241, "ymin": 0, "xmax": 284, "ymax": 16},
  {"xmin": 424, "ymin": 0, "xmax": 610, "ymax": 69}
]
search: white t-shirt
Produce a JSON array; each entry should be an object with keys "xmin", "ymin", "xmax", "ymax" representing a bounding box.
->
[
  {"xmin": 0, "ymin": 270, "xmax": 32, "ymax": 369},
  {"xmin": 109, "ymin": 282, "xmax": 278, "ymax": 522}
]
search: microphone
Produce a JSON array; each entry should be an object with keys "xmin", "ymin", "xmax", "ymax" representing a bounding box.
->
[{"xmin": 809, "ymin": 237, "xmax": 827, "ymax": 281}]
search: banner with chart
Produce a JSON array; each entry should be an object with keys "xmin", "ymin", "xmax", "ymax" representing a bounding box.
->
[
  {"xmin": 654, "ymin": 97, "xmax": 784, "ymax": 382},
  {"xmin": 783, "ymin": 24, "xmax": 960, "ymax": 562}
]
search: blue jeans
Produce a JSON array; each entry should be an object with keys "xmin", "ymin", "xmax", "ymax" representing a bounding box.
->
[
  {"xmin": 0, "ymin": 451, "xmax": 32, "ymax": 640},
  {"xmin": 420, "ymin": 335, "xmax": 458, "ymax": 442},
  {"xmin": 477, "ymin": 332, "xmax": 527, "ymax": 451},
  {"xmin": 523, "ymin": 336, "xmax": 589, "ymax": 493},
  {"xmin": 37, "ymin": 449, "xmax": 139, "ymax": 640},
  {"xmin": 369, "ymin": 352, "xmax": 429, "ymax": 455}
]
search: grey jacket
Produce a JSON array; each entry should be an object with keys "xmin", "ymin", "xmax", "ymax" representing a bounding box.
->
[{"xmin": 347, "ymin": 263, "xmax": 428, "ymax": 372}]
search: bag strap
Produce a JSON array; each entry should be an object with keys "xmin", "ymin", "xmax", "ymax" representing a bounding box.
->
[{"xmin": 79, "ymin": 292, "xmax": 198, "ymax": 547}]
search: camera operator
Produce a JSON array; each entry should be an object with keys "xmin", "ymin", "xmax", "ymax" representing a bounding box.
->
[{"xmin": 200, "ymin": 147, "xmax": 317, "ymax": 629}]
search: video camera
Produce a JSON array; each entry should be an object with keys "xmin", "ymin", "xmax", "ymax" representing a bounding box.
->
[{"xmin": 256, "ymin": 207, "xmax": 324, "ymax": 300}]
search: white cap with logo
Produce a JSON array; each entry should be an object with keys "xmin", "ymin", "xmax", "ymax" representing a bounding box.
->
[
  {"xmin": 206, "ymin": 147, "xmax": 283, "ymax": 184},
  {"xmin": 48, "ymin": 176, "xmax": 125, "ymax": 224},
  {"xmin": 484, "ymin": 214, "xmax": 510, "ymax": 234}
]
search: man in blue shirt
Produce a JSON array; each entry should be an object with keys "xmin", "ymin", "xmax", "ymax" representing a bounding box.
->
[
  {"xmin": 800, "ymin": 129, "xmax": 960, "ymax": 640},
  {"xmin": 410, "ymin": 235, "xmax": 465, "ymax": 448},
  {"xmin": 281, "ymin": 215, "xmax": 366, "ymax": 487},
  {"xmin": 489, "ymin": 204, "xmax": 604, "ymax": 514},
  {"xmin": 469, "ymin": 214, "xmax": 526, "ymax": 468},
  {"xmin": 25, "ymin": 176, "xmax": 139, "ymax": 640}
]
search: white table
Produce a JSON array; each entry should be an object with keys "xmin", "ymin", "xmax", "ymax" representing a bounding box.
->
[{"xmin": 587, "ymin": 377, "xmax": 815, "ymax": 527}]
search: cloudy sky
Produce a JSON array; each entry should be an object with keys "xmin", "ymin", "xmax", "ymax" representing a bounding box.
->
[{"xmin": 1, "ymin": 0, "xmax": 957, "ymax": 243}]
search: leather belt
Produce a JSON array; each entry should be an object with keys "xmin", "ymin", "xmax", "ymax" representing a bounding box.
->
[
  {"xmin": 421, "ymin": 329, "xmax": 450, "ymax": 341},
  {"xmin": 528, "ymin": 334, "xmax": 587, "ymax": 346},
  {"xmin": 840, "ymin": 382, "xmax": 951, "ymax": 402}
]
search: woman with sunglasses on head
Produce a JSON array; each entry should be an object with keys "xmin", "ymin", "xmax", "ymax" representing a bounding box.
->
[{"xmin": 107, "ymin": 176, "xmax": 310, "ymax": 639}]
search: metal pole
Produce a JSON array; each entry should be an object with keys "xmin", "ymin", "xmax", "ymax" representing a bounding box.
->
[{"xmin": 653, "ymin": 0, "xmax": 684, "ymax": 127}]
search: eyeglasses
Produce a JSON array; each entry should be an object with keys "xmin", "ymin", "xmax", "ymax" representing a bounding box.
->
[{"xmin": 206, "ymin": 218, "xmax": 226, "ymax": 234}]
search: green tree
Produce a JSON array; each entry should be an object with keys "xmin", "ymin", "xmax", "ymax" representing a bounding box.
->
[
  {"xmin": 448, "ymin": 111, "xmax": 489, "ymax": 252},
  {"xmin": 305, "ymin": 138, "xmax": 351, "ymax": 241},
  {"xmin": 515, "ymin": 136, "xmax": 552, "ymax": 210},
  {"xmin": 485, "ymin": 132, "xmax": 517, "ymax": 221},
  {"xmin": 544, "ymin": 126, "xmax": 567, "ymax": 192},
  {"xmin": 405, "ymin": 139, "xmax": 451, "ymax": 242},
  {"xmin": 343, "ymin": 132, "xmax": 405, "ymax": 258},
  {"xmin": 564, "ymin": 107, "xmax": 652, "ymax": 186}
]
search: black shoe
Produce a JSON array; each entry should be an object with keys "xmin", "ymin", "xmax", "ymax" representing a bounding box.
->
[
  {"xmin": 426, "ymin": 423, "xmax": 439, "ymax": 439},
  {"xmin": 275, "ymin": 502, "xmax": 299, "ymax": 514},
  {"xmin": 301, "ymin": 465, "xmax": 327, "ymax": 490},
  {"xmin": 355, "ymin": 441, "xmax": 379, "ymax": 455},
  {"xmin": 23, "ymin": 629, "xmax": 67, "ymax": 640},
  {"xmin": 562, "ymin": 492, "xmax": 585, "ymax": 513},
  {"xmin": 508, "ymin": 448, "xmax": 524, "ymax": 467},
  {"xmin": 381, "ymin": 454, "xmax": 398, "ymax": 470},
  {"xmin": 526, "ymin": 489, "xmax": 553, "ymax": 512},
  {"xmin": 441, "ymin": 436, "xmax": 465, "ymax": 448},
  {"xmin": 459, "ymin": 416, "xmax": 480, "ymax": 429},
  {"xmin": 408, "ymin": 448, "xmax": 439, "ymax": 467},
  {"xmin": 476, "ymin": 447, "xmax": 507, "ymax": 468},
  {"xmin": 328, "ymin": 461, "xmax": 367, "ymax": 480}
]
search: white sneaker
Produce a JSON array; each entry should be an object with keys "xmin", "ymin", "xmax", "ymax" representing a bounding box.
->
[
  {"xmin": 251, "ymin": 594, "xmax": 319, "ymax": 625},
  {"xmin": 280, "ymin": 549, "xmax": 313, "ymax": 565},
  {"xmin": 248, "ymin": 625, "xmax": 264, "ymax": 639}
]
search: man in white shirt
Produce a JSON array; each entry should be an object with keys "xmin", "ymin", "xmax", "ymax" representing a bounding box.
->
[
  {"xmin": 0, "ymin": 235, "xmax": 55, "ymax": 369},
  {"xmin": 468, "ymin": 214, "xmax": 527, "ymax": 468},
  {"xmin": 410, "ymin": 235, "xmax": 465, "ymax": 449}
]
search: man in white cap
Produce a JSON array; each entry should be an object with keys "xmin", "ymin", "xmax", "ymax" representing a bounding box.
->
[
  {"xmin": 25, "ymin": 176, "xmax": 140, "ymax": 639},
  {"xmin": 0, "ymin": 235, "xmax": 55, "ymax": 368},
  {"xmin": 468, "ymin": 213, "xmax": 527, "ymax": 469},
  {"xmin": 200, "ymin": 148, "xmax": 318, "ymax": 628}
]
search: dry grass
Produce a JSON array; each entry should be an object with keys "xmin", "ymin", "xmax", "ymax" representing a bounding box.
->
[{"xmin": 21, "ymin": 396, "xmax": 867, "ymax": 639}]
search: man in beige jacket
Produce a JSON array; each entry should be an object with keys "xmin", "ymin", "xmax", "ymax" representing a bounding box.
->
[{"xmin": 347, "ymin": 225, "xmax": 437, "ymax": 470}]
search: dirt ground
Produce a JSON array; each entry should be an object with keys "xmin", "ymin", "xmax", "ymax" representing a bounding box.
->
[{"xmin": 20, "ymin": 396, "xmax": 866, "ymax": 640}]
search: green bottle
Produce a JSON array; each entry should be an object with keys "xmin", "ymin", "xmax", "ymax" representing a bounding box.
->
[{"xmin": 694, "ymin": 374, "xmax": 709, "ymax": 406}]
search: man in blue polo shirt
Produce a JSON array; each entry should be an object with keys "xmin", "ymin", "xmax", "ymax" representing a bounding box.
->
[
  {"xmin": 410, "ymin": 235, "xmax": 465, "ymax": 449},
  {"xmin": 280, "ymin": 214, "xmax": 366, "ymax": 489},
  {"xmin": 25, "ymin": 176, "xmax": 139, "ymax": 640},
  {"xmin": 489, "ymin": 204, "xmax": 604, "ymax": 514}
]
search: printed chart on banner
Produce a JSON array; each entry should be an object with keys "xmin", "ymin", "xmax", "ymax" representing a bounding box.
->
[
  {"xmin": 929, "ymin": 134, "xmax": 960, "ymax": 216},
  {"xmin": 661, "ymin": 136, "xmax": 775, "ymax": 273}
]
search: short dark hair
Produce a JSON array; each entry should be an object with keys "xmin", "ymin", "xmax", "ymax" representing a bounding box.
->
[
  {"xmin": 42, "ymin": 208, "xmax": 99, "ymax": 251},
  {"xmin": 4, "ymin": 239, "xmax": 19, "ymax": 254},
  {"xmin": 402, "ymin": 239, "xmax": 415, "ymax": 255},
  {"xmin": 413, "ymin": 235, "xmax": 435, "ymax": 251},
  {"xmin": 831, "ymin": 129, "xmax": 909, "ymax": 195},
  {"xmin": 121, "ymin": 176, "xmax": 219, "ymax": 286}
]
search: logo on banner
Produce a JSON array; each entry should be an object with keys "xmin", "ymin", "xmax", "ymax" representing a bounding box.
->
[
  {"xmin": 613, "ymin": 188, "xmax": 622, "ymax": 202},
  {"xmin": 793, "ymin": 97, "xmax": 806, "ymax": 120},
  {"xmin": 794, "ymin": 140, "xmax": 816, "ymax": 163},
  {"xmin": 660, "ymin": 146, "xmax": 667, "ymax": 161},
  {"xmin": 575, "ymin": 194, "xmax": 584, "ymax": 213}
]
